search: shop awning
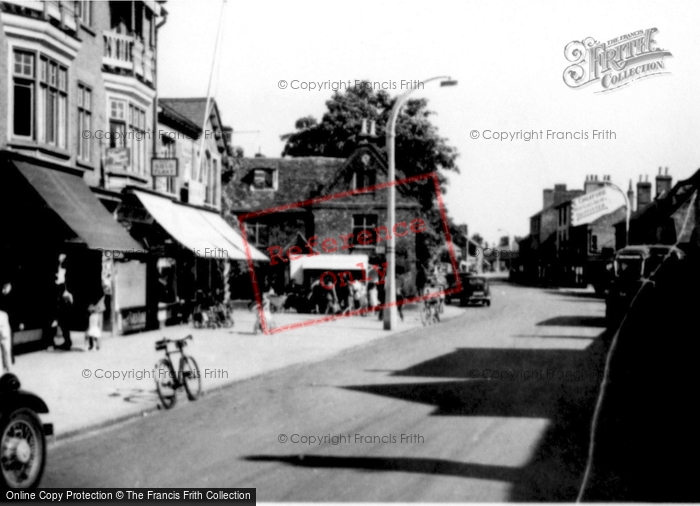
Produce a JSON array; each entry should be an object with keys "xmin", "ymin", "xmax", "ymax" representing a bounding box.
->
[
  {"xmin": 11, "ymin": 160, "xmax": 141, "ymax": 251},
  {"xmin": 199, "ymin": 211, "xmax": 268, "ymax": 262},
  {"xmin": 289, "ymin": 254, "xmax": 369, "ymax": 284},
  {"xmin": 133, "ymin": 190, "xmax": 268, "ymax": 261}
]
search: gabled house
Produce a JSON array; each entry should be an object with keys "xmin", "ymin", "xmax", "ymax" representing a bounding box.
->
[{"xmin": 225, "ymin": 143, "xmax": 430, "ymax": 296}]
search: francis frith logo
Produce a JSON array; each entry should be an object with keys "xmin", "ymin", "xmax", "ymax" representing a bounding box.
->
[{"xmin": 563, "ymin": 28, "xmax": 672, "ymax": 93}]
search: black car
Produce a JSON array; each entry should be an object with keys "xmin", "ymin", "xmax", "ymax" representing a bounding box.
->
[
  {"xmin": 605, "ymin": 244, "xmax": 684, "ymax": 326},
  {"xmin": 446, "ymin": 273, "xmax": 491, "ymax": 307},
  {"xmin": 0, "ymin": 373, "xmax": 52, "ymax": 490}
]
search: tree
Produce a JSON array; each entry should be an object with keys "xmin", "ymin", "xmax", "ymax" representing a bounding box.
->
[
  {"xmin": 281, "ymin": 83, "xmax": 459, "ymax": 184},
  {"xmin": 281, "ymin": 83, "xmax": 461, "ymax": 283}
]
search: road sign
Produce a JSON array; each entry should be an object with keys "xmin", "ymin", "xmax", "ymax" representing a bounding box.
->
[
  {"xmin": 571, "ymin": 187, "xmax": 615, "ymax": 226},
  {"xmin": 151, "ymin": 158, "xmax": 178, "ymax": 177}
]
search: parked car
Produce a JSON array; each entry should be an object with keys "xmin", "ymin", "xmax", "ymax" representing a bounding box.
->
[
  {"xmin": 0, "ymin": 373, "xmax": 52, "ymax": 490},
  {"xmin": 460, "ymin": 275, "xmax": 491, "ymax": 306},
  {"xmin": 445, "ymin": 273, "xmax": 491, "ymax": 307},
  {"xmin": 605, "ymin": 244, "xmax": 685, "ymax": 325}
]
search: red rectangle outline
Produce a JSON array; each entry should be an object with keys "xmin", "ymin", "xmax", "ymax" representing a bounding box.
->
[{"xmin": 237, "ymin": 171, "xmax": 462, "ymax": 334}]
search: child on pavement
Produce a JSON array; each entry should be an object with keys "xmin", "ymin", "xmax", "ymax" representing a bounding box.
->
[{"xmin": 254, "ymin": 291, "xmax": 274, "ymax": 334}]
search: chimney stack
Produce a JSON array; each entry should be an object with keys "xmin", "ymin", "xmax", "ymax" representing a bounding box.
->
[
  {"xmin": 584, "ymin": 174, "xmax": 603, "ymax": 194},
  {"xmin": 543, "ymin": 189, "xmax": 554, "ymax": 209},
  {"xmin": 656, "ymin": 166, "xmax": 672, "ymax": 198},
  {"xmin": 637, "ymin": 175, "xmax": 652, "ymax": 209}
]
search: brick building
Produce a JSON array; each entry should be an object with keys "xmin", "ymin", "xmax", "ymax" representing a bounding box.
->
[
  {"xmin": 614, "ymin": 168, "xmax": 699, "ymax": 249},
  {"xmin": 517, "ymin": 183, "xmax": 584, "ymax": 284},
  {"xmin": 0, "ymin": 1, "xmax": 164, "ymax": 347},
  {"xmin": 224, "ymin": 144, "xmax": 431, "ymax": 298},
  {"xmin": 0, "ymin": 1, "xmax": 261, "ymax": 346}
]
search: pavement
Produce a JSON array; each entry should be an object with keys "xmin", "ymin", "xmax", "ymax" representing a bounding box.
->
[{"xmin": 12, "ymin": 303, "xmax": 463, "ymax": 440}]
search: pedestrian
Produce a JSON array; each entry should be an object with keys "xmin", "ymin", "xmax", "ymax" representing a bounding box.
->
[
  {"xmin": 254, "ymin": 291, "xmax": 274, "ymax": 334},
  {"xmin": 0, "ymin": 282, "xmax": 13, "ymax": 373},
  {"xmin": 396, "ymin": 286, "xmax": 405, "ymax": 322},
  {"xmin": 377, "ymin": 283, "xmax": 405, "ymax": 322},
  {"xmin": 85, "ymin": 292, "xmax": 106, "ymax": 351},
  {"xmin": 368, "ymin": 282, "xmax": 379, "ymax": 315},
  {"xmin": 56, "ymin": 285, "xmax": 74, "ymax": 350}
]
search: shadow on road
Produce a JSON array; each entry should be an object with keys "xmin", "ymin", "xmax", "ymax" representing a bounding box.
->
[
  {"xmin": 243, "ymin": 331, "xmax": 611, "ymax": 500},
  {"xmin": 341, "ymin": 337, "xmax": 610, "ymax": 500},
  {"xmin": 513, "ymin": 334, "xmax": 601, "ymax": 340},
  {"xmin": 244, "ymin": 455, "xmax": 519, "ymax": 482},
  {"xmin": 543, "ymin": 290, "xmax": 604, "ymax": 300},
  {"xmin": 536, "ymin": 315, "xmax": 607, "ymax": 327}
]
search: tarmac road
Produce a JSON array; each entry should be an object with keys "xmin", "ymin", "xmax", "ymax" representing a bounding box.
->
[{"xmin": 42, "ymin": 281, "xmax": 609, "ymax": 501}]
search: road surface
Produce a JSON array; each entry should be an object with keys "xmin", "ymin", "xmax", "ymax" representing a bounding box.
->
[{"xmin": 43, "ymin": 281, "xmax": 609, "ymax": 501}]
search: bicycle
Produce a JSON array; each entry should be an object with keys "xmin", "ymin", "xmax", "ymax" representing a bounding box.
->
[
  {"xmin": 420, "ymin": 301, "xmax": 440, "ymax": 326},
  {"xmin": 154, "ymin": 335, "xmax": 201, "ymax": 409}
]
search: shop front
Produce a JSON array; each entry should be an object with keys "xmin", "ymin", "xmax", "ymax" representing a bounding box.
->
[
  {"xmin": 0, "ymin": 152, "xmax": 143, "ymax": 351},
  {"xmin": 116, "ymin": 188, "xmax": 268, "ymax": 328}
]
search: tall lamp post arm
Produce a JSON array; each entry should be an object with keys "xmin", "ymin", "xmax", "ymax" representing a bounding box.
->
[
  {"xmin": 604, "ymin": 182, "xmax": 631, "ymax": 246},
  {"xmin": 383, "ymin": 76, "xmax": 456, "ymax": 330},
  {"xmin": 386, "ymin": 76, "xmax": 452, "ymax": 149}
]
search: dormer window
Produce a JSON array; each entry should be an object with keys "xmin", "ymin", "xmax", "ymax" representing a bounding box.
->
[
  {"xmin": 351, "ymin": 154, "xmax": 376, "ymax": 190},
  {"xmin": 250, "ymin": 168, "xmax": 277, "ymax": 191}
]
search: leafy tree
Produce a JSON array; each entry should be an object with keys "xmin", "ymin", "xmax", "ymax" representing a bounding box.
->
[
  {"xmin": 281, "ymin": 83, "xmax": 459, "ymax": 185},
  {"xmin": 281, "ymin": 83, "xmax": 461, "ymax": 286}
]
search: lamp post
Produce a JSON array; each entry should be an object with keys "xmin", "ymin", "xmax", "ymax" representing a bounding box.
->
[
  {"xmin": 383, "ymin": 76, "xmax": 457, "ymax": 330},
  {"xmin": 601, "ymin": 181, "xmax": 631, "ymax": 246}
]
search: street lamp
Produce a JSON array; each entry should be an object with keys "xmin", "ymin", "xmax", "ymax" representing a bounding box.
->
[
  {"xmin": 383, "ymin": 76, "xmax": 457, "ymax": 330},
  {"xmin": 600, "ymin": 181, "xmax": 631, "ymax": 246}
]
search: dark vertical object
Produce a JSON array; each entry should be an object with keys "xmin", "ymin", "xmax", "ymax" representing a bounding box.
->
[{"xmin": 145, "ymin": 254, "xmax": 159, "ymax": 330}]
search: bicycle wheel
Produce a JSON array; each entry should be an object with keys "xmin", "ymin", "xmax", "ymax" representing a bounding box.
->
[
  {"xmin": 155, "ymin": 358, "xmax": 177, "ymax": 409},
  {"xmin": 420, "ymin": 306, "xmax": 430, "ymax": 326},
  {"xmin": 180, "ymin": 356, "xmax": 201, "ymax": 401}
]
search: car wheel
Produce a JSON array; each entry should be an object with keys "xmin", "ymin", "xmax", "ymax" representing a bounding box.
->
[{"xmin": 0, "ymin": 409, "xmax": 46, "ymax": 490}]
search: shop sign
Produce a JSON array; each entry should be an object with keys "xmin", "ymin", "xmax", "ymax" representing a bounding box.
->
[
  {"xmin": 106, "ymin": 147, "xmax": 130, "ymax": 171},
  {"xmin": 121, "ymin": 308, "xmax": 147, "ymax": 332},
  {"xmin": 152, "ymin": 158, "xmax": 178, "ymax": 177}
]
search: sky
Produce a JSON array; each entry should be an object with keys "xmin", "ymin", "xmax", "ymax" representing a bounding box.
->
[{"xmin": 158, "ymin": 0, "xmax": 700, "ymax": 245}]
